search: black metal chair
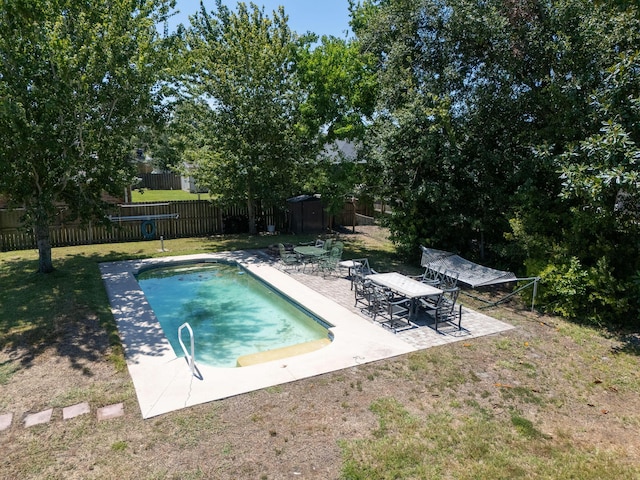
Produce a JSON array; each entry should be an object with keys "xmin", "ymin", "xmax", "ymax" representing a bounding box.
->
[
  {"xmin": 347, "ymin": 258, "xmax": 376, "ymax": 290},
  {"xmin": 440, "ymin": 270, "xmax": 460, "ymax": 290},
  {"xmin": 421, "ymin": 287, "xmax": 462, "ymax": 331},
  {"xmin": 411, "ymin": 265, "xmax": 443, "ymax": 286},
  {"xmin": 354, "ymin": 275, "xmax": 375, "ymax": 312},
  {"xmin": 370, "ymin": 286, "xmax": 411, "ymax": 332},
  {"xmin": 317, "ymin": 242, "xmax": 344, "ymax": 277}
]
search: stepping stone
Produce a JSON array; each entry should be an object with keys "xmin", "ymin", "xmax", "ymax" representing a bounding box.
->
[
  {"xmin": 97, "ymin": 403, "xmax": 124, "ymax": 421},
  {"xmin": 63, "ymin": 402, "xmax": 90, "ymax": 420},
  {"xmin": 0, "ymin": 413, "xmax": 13, "ymax": 431},
  {"xmin": 24, "ymin": 408, "xmax": 53, "ymax": 428}
]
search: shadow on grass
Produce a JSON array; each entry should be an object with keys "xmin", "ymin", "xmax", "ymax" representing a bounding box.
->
[{"xmin": 0, "ymin": 252, "xmax": 135, "ymax": 373}]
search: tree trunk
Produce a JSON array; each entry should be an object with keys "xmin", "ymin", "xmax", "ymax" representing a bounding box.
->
[
  {"xmin": 247, "ymin": 196, "xmax": 257, "ymax": 235},
  {"xmin": 35, "ymin": 221, "xmax": 54, "ymax": 273}
]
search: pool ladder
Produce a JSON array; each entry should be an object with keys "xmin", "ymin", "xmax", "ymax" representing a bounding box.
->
[{"xmin": 178, "ymin": 322, "xmax": 196, "ymax": 376}]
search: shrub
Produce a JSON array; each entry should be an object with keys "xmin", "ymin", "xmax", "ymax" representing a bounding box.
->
[{"xmin": 538, "ymin": 255, "xmax": 635, "ymax": 326}]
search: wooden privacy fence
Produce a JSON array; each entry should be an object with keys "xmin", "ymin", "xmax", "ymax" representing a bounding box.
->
[
  {"xmin": 0, "ymin": 199, "xmax": 369, "ymax": 252},
  {"xmin": 0, "ymin": 201, "xmax": 284, "ymax": 252}
]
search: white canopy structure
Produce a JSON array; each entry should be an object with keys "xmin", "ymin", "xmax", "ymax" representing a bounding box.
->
[{"xmin": 420, "ymin": 246, "xmax": 539, "ymax": 310}]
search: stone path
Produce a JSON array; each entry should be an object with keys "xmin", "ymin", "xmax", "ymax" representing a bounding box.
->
[{"xmin": 0, "ymin": 402, "xmax": 124, "ymax": 432}]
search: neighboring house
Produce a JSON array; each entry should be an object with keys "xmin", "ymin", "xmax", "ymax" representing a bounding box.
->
[{"xmin": 181, "ymin": 163, "xmax": 208, "ymax": 194}]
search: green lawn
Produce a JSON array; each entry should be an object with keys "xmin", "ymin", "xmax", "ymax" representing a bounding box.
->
[{"xmin": 131, "ymin": 188, "xmax": 208, "ymax": 202}]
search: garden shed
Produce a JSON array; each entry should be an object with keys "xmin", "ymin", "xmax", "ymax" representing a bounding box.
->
[{"xmin": 286, "ymin": 194, "xmax": 328, "ymax": 234}]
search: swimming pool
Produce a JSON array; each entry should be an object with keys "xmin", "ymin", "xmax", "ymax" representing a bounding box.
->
[
  {"xmin": 136, "ymin": 262, "xmax": 331, "ymax": 368},
  {"xmin": 100, "ymin": 252, "xmax": 422, "ymax": 418}
]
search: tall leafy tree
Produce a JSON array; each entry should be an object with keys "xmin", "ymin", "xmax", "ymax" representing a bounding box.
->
[
  {"xmin": 0, "ymin": 0, "xmax": 174, "ymax": 272},
  {"xmin": 183, "ymin": 1, "xmax": 312, "ymax": 234},
  {"xmin": 297, "ymin": 35, "xmax": 378, "ymax": 224},
  {"xmin": 298, "ymin": 35, "xmax": 377, "ymax": 142},
  {"xmin": 534, "ymin": 50, "xmax": 640, "ymax": 322},
  {"xmin": 353, "ymin": 0, "xmax": 523, "ymax": 258},
  {"xmin": 352, "ymin": 0, "xmax": 640, "ymax": 322}
]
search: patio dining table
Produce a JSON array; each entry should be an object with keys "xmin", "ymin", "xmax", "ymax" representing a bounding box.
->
[
  {"xmin": 294, "ymin": 245, "xmax": 327, "ymax": 257},
  {"xmin": 367, "ymin": 272, "xmax": 442, "ymax": 319},
  {"xmin": 294, "ymin": 245, "xmax": 328, "ymax": 271}
]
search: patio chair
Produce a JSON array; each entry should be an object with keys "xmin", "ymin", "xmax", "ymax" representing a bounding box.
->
[
  {"xmin": 278, "ymin": 243, "xmax": 300, "ymax": 271},
  {"xmin": 307, "ymin": 238, "xmax": 334, "ymax": 273},
  {"xmin": 348, "ymin": 258, "xmax": 377, "ymax": 287},
  {"xmin": 317, "ymin": 242, "xmax": 344, "ymax": 277},
  {"xmin": 421, "ymin": 287, "xmax": 461, "ymax": 331},
  {"xmin": 440, "ymin": 269, "xmax": 459, "ymax": 289},
  {"xmin": 354, "ymin": 274, "xmax": 375, "ymax": 311},
  {"xmin": 411, "ymin": 265, "xmax": 442, "ymax": 286},
  {"xmin": 370, "ymin": 286, "xmax": 411, "ymax": 332}
]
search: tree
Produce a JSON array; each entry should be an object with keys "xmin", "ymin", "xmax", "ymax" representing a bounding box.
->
[
  {"xmin": 352, "ymin": 0, "xmax": 525, "ymax": 258},
  {"xmin": 537, "ymin": 51, "xmax": 640, "ymax": 322},
  {"xmin": 298, "ymin": 35, "xmax": 377, "ymax": 142},
  {"xmin": 352, "ymin": 0, "xmax": 640, "ymax": 322},
  {"xmin": 0, "ymin": 0, "xmax": 174, "ymax": 272},
  {"xmin": 183, "ymin": 1, "xmax": 313, "ymax": 234},
  {"xmin": 296, "ymin": 35, "xmax": 378, "ymax": 226}
]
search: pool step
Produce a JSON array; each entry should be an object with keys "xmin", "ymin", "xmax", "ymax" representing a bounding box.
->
[{"xmin": 236, "ymin": 338, "xmax": 332, "ymax": 367}]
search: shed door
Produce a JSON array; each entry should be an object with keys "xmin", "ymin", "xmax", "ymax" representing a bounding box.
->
[{"xmin": 303, "ymin": 201, "xmax": 324, "ymax": 233}]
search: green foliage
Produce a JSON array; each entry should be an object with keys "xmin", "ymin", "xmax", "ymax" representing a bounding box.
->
[
  {"xmin": 298, "ymin": 35, "xmax": 377, "ymax": 141},
  {"xmin": 0, "ymin": 0, "xmax": 174, "ymax": 271},
  {"xmin": 539, "ymin": 50, "xmax": 640, "ymax": 324},
  {"xmin": 538, "ymin": 256, "xmax": 635, "ymax": 325},
  {"xmin": 176, "ymin": 7, "xmax": 377, "ymax": 234},
  {"xmin": 352, "ymin": 0, "xmax": 640, "ymax": 324},
  {"xmin": 181, "ymin": 2, "xmax": 313, "ymax": 233}
]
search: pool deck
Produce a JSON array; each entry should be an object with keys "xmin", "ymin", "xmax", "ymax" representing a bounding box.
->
[{"xmin": 99, "ymin": 251, "xmax": 514, "ymax": 419}]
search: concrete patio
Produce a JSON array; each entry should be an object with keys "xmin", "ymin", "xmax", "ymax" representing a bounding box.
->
[{"xmin": 271, "ymin": 252, "xmax": 515, "ymax": 350}]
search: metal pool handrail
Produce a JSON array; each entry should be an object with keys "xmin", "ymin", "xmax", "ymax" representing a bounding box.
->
[{"xmin": 178, "ymin": 322, "xmax": 196, "ymax": 376}]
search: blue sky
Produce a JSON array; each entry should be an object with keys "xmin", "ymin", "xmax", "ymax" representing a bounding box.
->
[{"xmin": 168, "ymin": 1, "xmax": 353, "ymax": 38}]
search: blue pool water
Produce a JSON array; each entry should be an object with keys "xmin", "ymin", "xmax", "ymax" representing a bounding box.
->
[{"xmin": 136, "ymin": 262, "xmax": 330, "ymax": 368}]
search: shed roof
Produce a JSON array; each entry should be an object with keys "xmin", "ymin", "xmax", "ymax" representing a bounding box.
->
[{"xmin": 286, "ymin": 194, "xmax": 321, "ymax": 203}]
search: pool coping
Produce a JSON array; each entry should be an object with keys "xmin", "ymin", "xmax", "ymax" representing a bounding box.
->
[{"xmin": 100, "ymin": 252, "xmax": 421, "ymax": 419}]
